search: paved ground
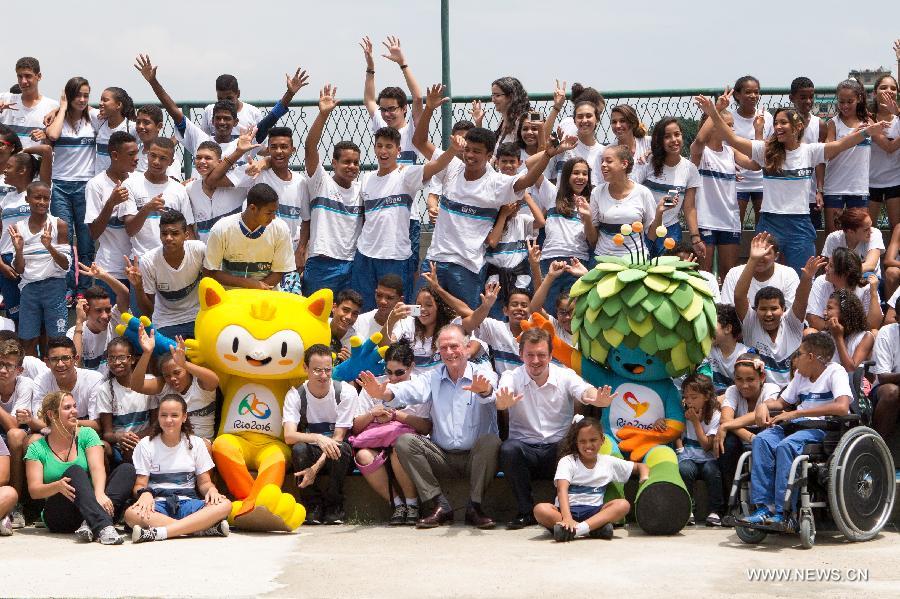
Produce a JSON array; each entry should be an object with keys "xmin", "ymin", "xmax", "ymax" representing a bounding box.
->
[{"xmin": 2, "ymin": 522, "xmax": 899, "ymax": 598}]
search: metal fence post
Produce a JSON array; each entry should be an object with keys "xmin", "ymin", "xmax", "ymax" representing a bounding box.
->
[{"xmin": 440, "ymin": 0, "xmax": 452, "ymax": 150}]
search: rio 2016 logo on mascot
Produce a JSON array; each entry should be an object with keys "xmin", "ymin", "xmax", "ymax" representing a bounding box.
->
[
  {"xmin": 525, "ymin": 223, "xmax": 716, "ymax": 535},
  {"xmin": 185, "ymin": 278, "xmax": 332, "ymax": 532}
]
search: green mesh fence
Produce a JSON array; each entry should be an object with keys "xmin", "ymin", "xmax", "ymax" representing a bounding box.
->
[{"xmin": 159, "ymin": 87, "xmax": 840, "ymax": 224}]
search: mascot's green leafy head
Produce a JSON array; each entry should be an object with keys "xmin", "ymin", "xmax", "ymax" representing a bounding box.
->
[{"xmin": 569, "ymin": 227, "xmax": 717, "ymax": 378}]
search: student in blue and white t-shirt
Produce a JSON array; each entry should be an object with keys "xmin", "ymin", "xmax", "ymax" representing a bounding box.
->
[
  {"xmin": 299, "ymin": 85, "xmax": 364, "ymax": 297},
  {"xmin": 727, "ymin": 76, "xmax": 773, "ymax": 224},
  {"xmin": 93, "ymin": 87, "xmax": 136, "ymax": 176},
  {"xmin": 0, "ymin": 57, "xmax": 58, "ymax": 149},
  {"xmin": 183, "ymin": 142, "xmax": 246, "ymax": 242},
  {"xmin": 413, "ymin": 85, "xmax": 572, "ymax": 309},
  {"xmin": 697, "ymin": 94, "xmax": 888, "ymax": 275},
  {"xmin": 126, "ymin": 394, "xmax": 231, "ymax": 543}
]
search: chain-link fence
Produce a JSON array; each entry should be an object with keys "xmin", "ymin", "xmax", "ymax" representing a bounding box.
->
[{"xmin": 159, "ymin": 87, "xmax": 841, "ymax": 224}]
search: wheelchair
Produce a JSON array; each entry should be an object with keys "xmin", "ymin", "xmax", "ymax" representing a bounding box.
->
[{"xmin": 727, "ymin": 361, "xmax": 896, "ymax": 549}]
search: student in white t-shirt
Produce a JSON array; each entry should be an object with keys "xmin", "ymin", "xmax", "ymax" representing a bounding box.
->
[
  {"xmin": 608, "ymin": 104, "xmax": 651, "ymax": 182},
  {"xmin": 805, "ymin": 247, "xmax": 881, "ymax": 332},
  {"xmin": 586, "ymin": 145, "xmax": 662, "ymax": 259},
  {"xmin": 84, "ymin": 131, "xmax": 139, "ymax": 289},
  {"xmin": 690, "ymin": 105, "xmax": 758, "ymax": 280},
  {"xmin": 0, "ymin": 57, "xmax": 59, "ymax": 149},
  {"xmin": 789, "ymin": 77, "xmax": 827, "ymax": 228},
  {"xmin": 675, "ymin": 374, "xmax": 724, "ymax": 526},
  {"xmin": 126, "ymin": 394, "xmax": 231, "ymax": 543},
  {"xmin": 720, "ymin": 237, "xmax": 799, "ymax": 310},
  {"xmin": 547, "ymin": 101, "xmax": 605, "ymax": 185},
  {"xmin": 46, "ymin": 76, "xmax": 99, "ymax": 295},
  {"xmin": 134, "ymin": 105, "xmax": 182, "ymax": 179},
  {"xmin": 528, "ymin": 256, "xmax": 576, "ymax": 347},
  {"xmin": 734, "ymin": 233, "xmax": 823, "ymax": 386},
  {"xmin": 354, "ymin": 274, "xmax": 404, "ymax": 342},
  {"xmin": 33, "ymin": 336, "xmax": 104, "ymax": 430},
  {"xmin": 352, "ymin": 124, "xmax": 455, "ymax": 311},
  {"xmin": 641, "ymin": 118, "xmax": 701, "ymax": 253},
  {"xmin": 299, "ymin": 85, "xmax": 364, "ymax": 297},
  {"xmin": 69, "ymin": 270, "xmax": 129, "ymax": 373},
  {"xmin": 542, "ymin": 82, "xmax": 603, "ymax": 158},
  {"xmin": 283, "ymin": 345, "xmax": 356, "ymax": 525},
  {"xmin": 122, "ymin": 138, "xmax": 194, "ymax": 259},
  {"xmin": 708, "ymin": 304, "xmax": 749, "ymax": 395},
  {"xmin": 93, "ymin": 87, "xmax": 136, "ymax": 176},
  {"xmin": 868, "ymin": 75, "xmax": 900, "ymax": 230},
  {"xmin": 819, "ymin": 289, "xmax": 874, "ymax": 373},
  {"xmin": 184, "ymin": 142, "xmax": 246, "ymax": 242},
  {"xmin": 413, "ymin": 85, "xmax": 572, "ymax": 310},
  {"xmin": 743, "ymin": 333, "xmax": 852, "ymax": 526},
  {"xmin": 726, "ymin": 76, "xmax": 772, "ymax": 224},
  {"xmin": 132, "ymin": 210, "xmax": 204, "ymax": 339},
  {"xmin": 130, "ymin": 328, "xmax": 219, "ymax": 444},
  {"xmin": 697, "ymin": 94, "xmax": 888, "ymax": 275},
  {"xmin": 203, "ymin": 183, "xmax": 294, "ymax": 290},
  {"xmin": 870, "ymin": 322, "xmax": 900, "ymax": 439},
  {"xmin": 198, "ymin": 74, "xmax": 263, "ymax": 138},
  {"xmin": 95, "ymin": 337, "xmax": 158, "ymax": 465},
  {"xmin": 0, "ymin": 337, "xmax": 38, "ymax": 527},
  {"xmin": 533, "ymin": 417, "xmax": 647, "ymax": 542},
  {"xmin": 823, "ymin": 79, "xmax": 872, "ymax": 234},
  {"xmin": 823, "ymin": 208, "xmax": 884, "ymax": 275}
]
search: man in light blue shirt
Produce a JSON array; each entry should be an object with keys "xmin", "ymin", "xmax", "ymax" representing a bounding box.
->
[{"xmin": 359, "ymin": 324, "xmax": 500, "ymax": 529}]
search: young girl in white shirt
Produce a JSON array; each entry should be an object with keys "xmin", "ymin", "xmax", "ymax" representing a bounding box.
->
[
  {"xmin": 94, "ymin": 87, "xmax": 136, "ymax": 176},
  {"xmin": 822, "ymin": 289, "xmax": 874, "ymax": 373},
  {"xmin": 551, "ymin": 101, "xmax": 605, "ymax": 186},
  {"xmin": 533, "ymin": 416, "xmax": 647, "ymax": 542},
  {"xmin": 491, "ymin": 76, "xmax": 530, "ymax": 148},
  {"xmin": 608, "ymin": 104, "xmax": 650, "ymax": 181},
  {"xmin": 868, "ymin": 74, "xmax": 900, "ymax": 229},
  {"xmin": 728, "ymin": 75, "xmax": 771, "ymax": 224},
  {"xmin": 676, "ymin": 374, "xmax": 724, "ymax": 526}
]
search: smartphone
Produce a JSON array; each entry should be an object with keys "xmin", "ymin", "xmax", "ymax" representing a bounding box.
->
[
  {"xmin": 528, "ymin": 111, "xmax": 541, "ymax": 122},
  {"xmin": 409, "ymin": 305, "xmax": 422, "ymax": 317},
  {"xmin": 663, "ymin": 189, "xmax": 679, "ymax": 208}
]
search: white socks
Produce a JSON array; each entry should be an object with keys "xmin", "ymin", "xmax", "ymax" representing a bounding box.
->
[
  {"xmin": 153, "ymin": 526, "xmax": 168, "ymax": 540},
  {"xmin": 575, "ymin": 522, "xmax": 590, "ymax": 537},
  {"xmin": 405, "ymin": 498, "xmax": 419, "ymax": 506}
]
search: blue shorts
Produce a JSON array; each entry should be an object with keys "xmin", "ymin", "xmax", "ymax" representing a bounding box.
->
[
  {"xmin": 823, "ymin": 194, "xmax": 868, "ymax": 209},
  {"xmin": 568, "ymin": 504, "xmax": 603, "ymax": 522},
  {"xmin": 737, "ymin": 191, "xmax": 763, "ymax": 203},
  {"xmin": 19, "ymin": 278, "xmax": 68, "ymax": 340},
  {"xmin": 154, "ymin": 497, "xmax": 207, "ymax": 519},
  {"xmin": 0, "ymin": 253, "xmax": 20, "ymax": 321},
  {"xmin": 699, "ymin": 229, "xmax": 741, "ymax": 245}
]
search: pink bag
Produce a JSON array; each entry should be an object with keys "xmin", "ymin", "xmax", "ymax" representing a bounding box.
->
[{"xmin": 348, "ymin": 420, "xmax": 416, "ymax": 449}]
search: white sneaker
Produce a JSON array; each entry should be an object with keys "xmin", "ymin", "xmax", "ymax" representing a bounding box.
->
[
  {"xmin": 74, "ymin": 521, "xmax": 94, "ymax": 543},
  {"xmin": 0, "ymin": 515, "xmax": 12, "ymax": 536},
  {"xmin": 98, "ymin": 525, "xmax": 124, "ymax": 545},
  {"xmin": 10, "ymin": 507, "xmax": 25, "ymax": 529},
  {"xmin": 706, "ymin": 512, "xmax": 722, "ymax": 527}
]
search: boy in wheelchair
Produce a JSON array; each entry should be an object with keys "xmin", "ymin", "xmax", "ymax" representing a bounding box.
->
[{"xmin": 740, "ymin": 332, "xmax": 853, "ymax": 528}]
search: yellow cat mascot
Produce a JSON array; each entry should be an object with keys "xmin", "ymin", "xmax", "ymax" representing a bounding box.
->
[{"xmin": 185, "ymin": 278, "xmax": 332, "ymax": 531}]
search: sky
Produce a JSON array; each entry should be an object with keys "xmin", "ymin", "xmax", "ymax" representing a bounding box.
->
[{"xmin": 5, "ymin": 0, "xmax": 899, "ymax": 105}]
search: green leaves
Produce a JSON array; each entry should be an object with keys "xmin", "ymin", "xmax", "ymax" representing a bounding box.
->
[{"xmin": 569, "ymin": 256, "xmax": 718, "ymax": 378}]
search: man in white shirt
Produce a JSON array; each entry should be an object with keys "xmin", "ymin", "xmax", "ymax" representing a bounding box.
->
[
  {"xmin": 0, "ymin": 338, "xmax": 38, "ymax": 528},
  {"xmin": 32, "ymin": 337, "xmax": 103, "ymax": 430},
  {"xmin": 0, "ymin": 57, "xmax": 58, "ymax": 149},
  {"xmin": 720, "ymin": 235, "xmax": 799, "ymax": 309},
  {"xmin": 495, "ymin": 328, "xmax": 612, "ymax": 529},
  {"xmin": 871, "ymin": 322, "xmax": 900, "ymax": 440},
  {"xmin": 69, "ymin": 269, "xmax": 129, "ymax": 372},
  {"xmin": 198, "ymin": 74, "xmax": 262, "ymax": 138},
  {"xmin": 352, "ymin": 274, "xmax": 404, "ymax": 341},
  {"xmin": 359, "ymin": 324, "xmax": 500, "ymax": 529}
]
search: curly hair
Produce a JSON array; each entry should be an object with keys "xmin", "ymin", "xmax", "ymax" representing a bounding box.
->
[
  {"xmin": 412, "ymin": 286, "xmax": 457, "ymax": 355},
  {"xmin": 830, "ymin": 246, "xmax": 864, "ymax": 289},
  {"xmin": 829, "ymin": 289, "xmax": 867, "ymax": 337},
  {"xmin": 716, "ymin": 303, "xmax": 742, "ymax": 339},
  {"xmin": 555, "ymin": 157, "xmax": 593, "ymax": 218},
  {"xmin": 149, "ymin": 394, "xmax": 195, "ymax": 450},
  {"xmin": 650, "ymin": 117, "xmax": 681, "ymax": 178},
  {"xmin": 492, "ymin": 76, "xmax": 530, "ymax": 143},
  {"xmin": 557, "ymin": 416, "xmax": 605, "ymax": 461},
  {"xmin": 763, "ymin": 108, "xmax": 805, "ymax": 173},
  {"xmin": 681, "ymin": 373, "xmax": 719, "ymax": 424}
]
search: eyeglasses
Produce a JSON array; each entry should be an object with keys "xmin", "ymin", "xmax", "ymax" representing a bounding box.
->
[
  {"xmin": 310, "ymin": 367, "xmax": 332, "ymax": 376},
  {"xmin": 108, "ymin": 355, "xmax": 132, "ymax": 364},
  {"xmin": 48, "ymin": 355, "xmax": 74, "ymax": 364},
  {"xmin": 378, "ymin": 105, "xmax": 401, "ymax": 113},
  {"xmin": 386, "ymin": 368, "xmax": 407, "ymax": 377}
]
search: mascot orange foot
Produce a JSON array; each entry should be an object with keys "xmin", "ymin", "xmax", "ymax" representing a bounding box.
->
[{"xmin": 186, "ymin": 278, "xmax": 333, "ymax": 532}]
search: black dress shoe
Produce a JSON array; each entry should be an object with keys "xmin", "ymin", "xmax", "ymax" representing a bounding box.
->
[
  {"xmin": 465, "ymin": 505, "xmax": 495, "ymax": 529},
  {"xmin": 507, "ymin": 513, "xmax": 538, "ymax": 530},
  {"xmin": 416, "ymin": 505, "xmax": 453, "ymax": 529}
]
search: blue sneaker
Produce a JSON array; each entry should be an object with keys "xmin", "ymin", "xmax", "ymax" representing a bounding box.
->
[
  {"xmin": 739, "ymin": 507, "xmax": 773, "ymax": 525},
  {"xmin": 766, "ymin": 513, "xmax": 796, "ymax": 532}
]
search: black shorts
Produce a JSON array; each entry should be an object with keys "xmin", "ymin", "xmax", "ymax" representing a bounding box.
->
[{"xmin": 869, "ymin": 185, "xmax": 900, "ymax": 203}]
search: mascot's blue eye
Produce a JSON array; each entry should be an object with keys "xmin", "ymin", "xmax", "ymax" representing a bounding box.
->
[
  {"xmin": 232, "ymin": 337, "xmax": 239, "ymax": 353},
  {"xmin": 281, "ymin": 342, "xmax": 288, "ymax": 357}
]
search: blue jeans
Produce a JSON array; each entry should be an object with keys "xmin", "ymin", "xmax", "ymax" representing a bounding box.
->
[
  {"xmin": 351, "ymin": 252, "xmax": 409, "ymax": 311},
  {"xmin": 407, "ymin": 219, "xmax": 421, "ymax": 302},
  {"xmin": 157, "ymin": 321, "xmax": 196, "ymax": 340},
  {"xmin": 755, "ymin": 213, "xmax": 816, "ymax": 276},
  {"xmin": 0, "ymin": 253, "xmax": 21, "ymax": 321},
  {"xmin": 418, "ymin": 259, "xmax": 482, "ymax": 309},
  {"xmin": 750, "ymin": 425, "xmax": 825, "ymax": 515},
  {"xmin": 302, "ymin": 255, "xmax": 353, "ymax": 299},
  {"xmin": 678, "ymin": 458, "xmax": 724, "ymax": 513},
  {"xmin": 654, "ymin": 221, "xmax": 683, "ymax": 255},
  {"xmin": 50, "ymin": 179, "xmax": 93, "ymax": 292},
  {"xmin": 539, "ymin": 257, "xmax": 579, "ymax": 315},
  {"xmin": 19, "ymin": 277, "xmax": 68, "ymax": 340}
]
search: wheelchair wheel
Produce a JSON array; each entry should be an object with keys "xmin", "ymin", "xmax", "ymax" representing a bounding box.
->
[
  {"xmin": 828, "ymin": 426, "xmax": 896, "ymax": 542},
  {"xmin": 799, "ymin": 512, "xmax": 815, "ymax": 549},
  {"xmin": 735, "ymin": 524, "xmax": 767, "ymax": 544}
]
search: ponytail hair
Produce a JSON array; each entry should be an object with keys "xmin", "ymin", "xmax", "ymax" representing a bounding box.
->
[{"xmin": 104, "ymin": 87, "xmax": 137, "ymax": 128}]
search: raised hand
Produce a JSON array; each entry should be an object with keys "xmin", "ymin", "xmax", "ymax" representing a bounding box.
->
[
  {"xmin": 715, "ymin": 86, "xmax": 733, "ymax": 112},
  {"xmin": 526, "ymin": 238, "xmax": 542, "ymax": 265},
  {"xmin": 236, "ymin": 126, "xmax": 261, "ymax": 154},
  {"xmin": 800, "ymin": 255, "xmax": 827, "ymax": 281},
  {"xmin": 123, "ymin": 255, "xmax": 142, "ymax": 287},
  {"xmin": 565, "ymin": 257, "xmax": 588, "ymax": 278},
  {"xmin": 78, "ymin": 261, "xmax": 109, "ymax": 280},
  {"xmin": 552, "ymin": 79, "xmax": 567, "ymax": 111},
  {"xmin": 583, "ymin": 384, "xmax": 616, "ymax": 407},
  {"xmin": 107, "ymin": 184, "xmax": 128, "ymax": 207},
  {"xmin": 448, "ymin": 133, "xmax": 466, "ymax": 155},
  {"xmin": 172, "ymin": 336, "xmax": 188, "ymax": 367},
  {"xmin": 286, "ymin": 67, "xmax": 310, "ymax": 95},
  {"xmin": 39, "ymin": 223, "xmax": 53, "ymax": 250},
  {"xmin": 480, "ymin": 281, "xmax": 501, "ymax": 307},
  {"xmin": 894, "ymin": 39, "xmax": 900, "ymax": 61},
  {"xmin": 7, "ymin": 226, "xmax": 23, "ymax": 253},
  {"xmin": 548, "ymin": 259, "xmax": 568, "ymax": 278},
  {"xmin": 469, "ymin": 99, "xmax": 484, "ymax": 125},
  {"xmin": 575, "ymin": 195, "xmax": 591, "ymax": 219},
  {"xmin": 137, "ymin": 323, "xmax": 156, "ymax": 354},
  {"xmin": 358, "ymin": 370, "xmax": 389, "ymax": 400},
  {"xmin": 748, "ymin": 232, "xmax": 773, "ymax": 261},
  {"xmin": 75, "ymin": 297, "xmax": 89, "ymax": 325},
  {"xmin": 425, "ymin": 84, "xmax": 449, "ymax": 111},
  {"xmin": 754, "ymin": 107, "xmax": 766, "ymax": 136},
  {"xmin": 381, "ymin": 35, "xmax": 406, "ymax": 64},
  {"xmin": 554, "ymin": 134, "xmax": 578, "ymax": 155},
  {"xmin": 243, "ymin": 156, "xmax": 268, "ymax": 179},
  {"xmin": 319, "ymin": 84, "xmax": 339, "ymax": 113},
  {"xmin": 421, "ymin": 262, "xmax": 440, "ymax": 290},
  {"xmin": 360, "ymin": 36, "xmax": 375, "ymax": 69},
  {"xmin": 462, "ymin": 372, "xmax": 493, "ymax": 396},
  {"xmin": 133, "ymin": 54, "xmax": 157, "ymax": 82},
  {"xmin": 694, "ymin": 94, "xmax": 715, "ymax": 116},
  {"xmin": 495, "ymin": 387, "xmax": 523, "ymax": 410},
  {"xmin": 878, "ymin": 90, "xmax": 898, "ymax": 116}
]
